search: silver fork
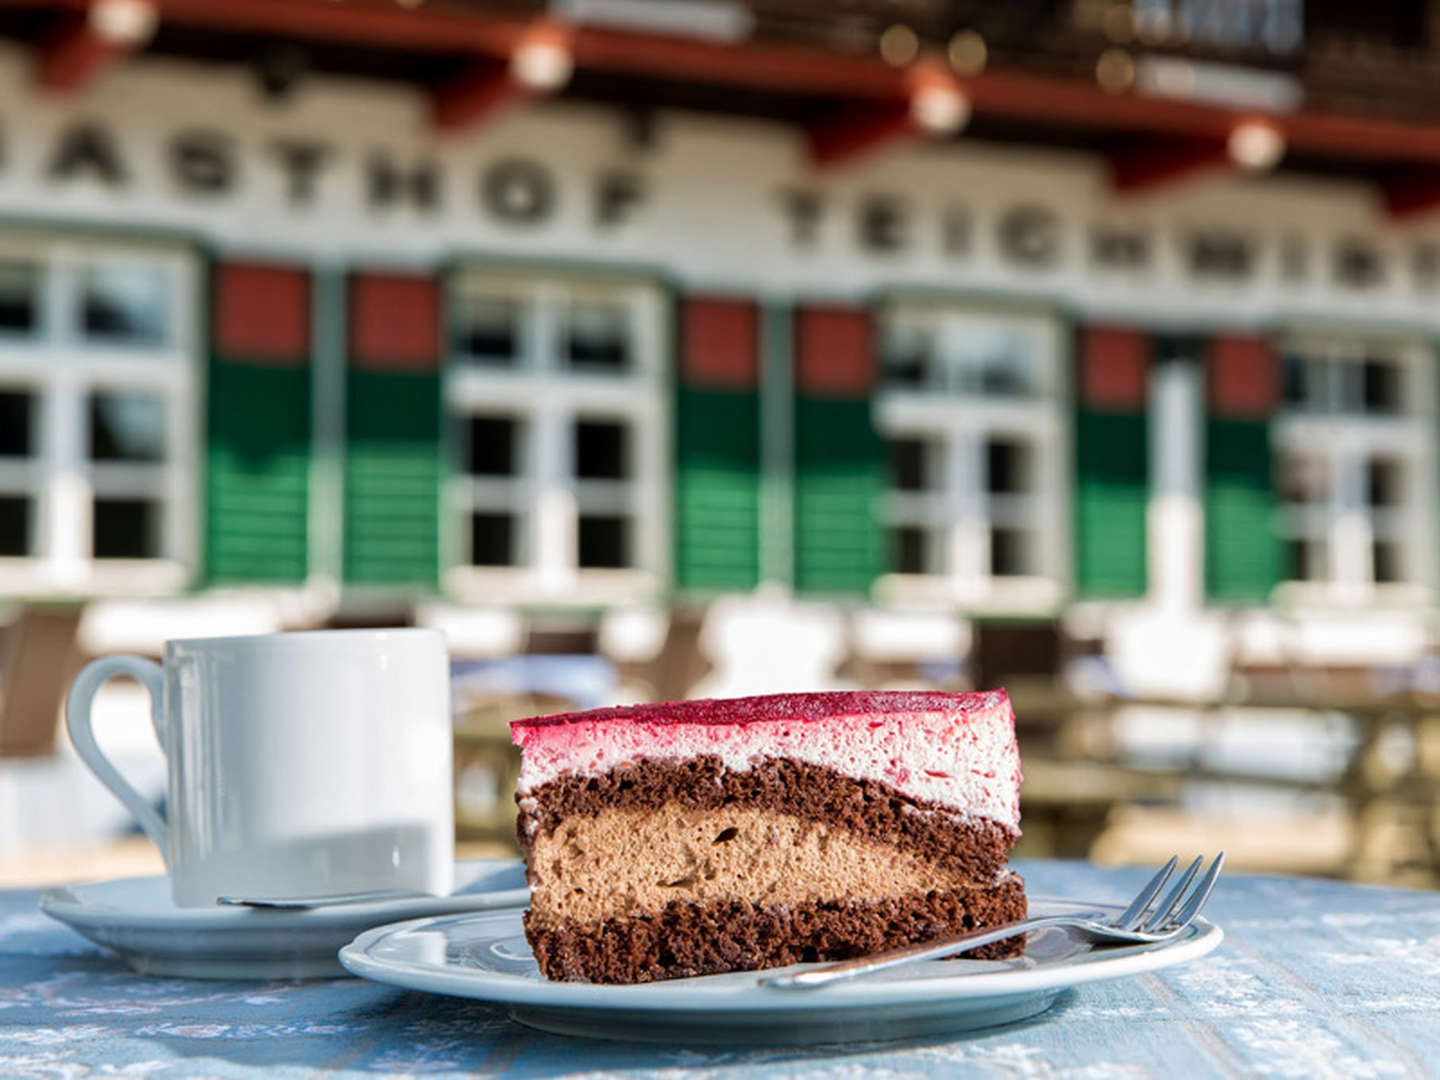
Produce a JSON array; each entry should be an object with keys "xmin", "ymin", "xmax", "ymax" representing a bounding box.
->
[{"xmin": 761, "ymin": 852, "xmax": 1225, "ymax": 990}]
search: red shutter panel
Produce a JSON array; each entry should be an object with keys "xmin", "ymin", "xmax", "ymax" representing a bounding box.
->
[
  {"xmin": 682, "ymin": 298, "xmax": 759, "ymax": 390},
  {"xmin": 1208, "ymin": 335, "xmax": 1278, "ymax": 417},
  {"xmin": 1079, "ymin": 326, "xmax": 1148, "ymax": 410},
  {"xmin": 350, "ymin": 272, "xmax": 441, "ymax": 372},
  {"xmin": 796, "ymin": 305, "xmax": 875, "ymax": 396},
  {"xmin": 213, "ymin": 262, "xmax": 310, "ymax": 364}
]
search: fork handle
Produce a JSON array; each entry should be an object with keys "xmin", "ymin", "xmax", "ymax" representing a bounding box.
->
[{"xmin": 760, "ymin": 915, "xmax": 1077, "ymax": 990}]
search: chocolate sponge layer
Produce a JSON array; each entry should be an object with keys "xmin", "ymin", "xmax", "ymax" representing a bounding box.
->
[
  {"xmin": 517, "ymin": 755, "xmax": 1017, "ymax": 884},
  {"xmin": 525, "ymin": 876, "xmax": 1028, "ymax": 984}
]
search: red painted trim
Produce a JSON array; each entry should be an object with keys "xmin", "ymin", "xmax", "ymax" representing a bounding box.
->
[
  {"xmin": 37, "ymin": 19, "xmax": 128, "ymax": 93},
  {"xmin": 795, "ymin": 305, "xmax": 874, "ymax": 397},
  {"xmin": 350, "ymin": 272, "xmax": 440, "ymax": 372},
  {"xmin": 431, "ymin": 61, "xmax": 525, "ymax": 131},
  {"xmin": 14, "ymin": 1, "xmax": 1440, "ymax": 168},
  {"xmin": 1079, "ymin": 327, "xmax": 1148, "ymax": 410},
  {"xmin": 1382, "ymin": 170, "xmax": 1440, "ymax": 220},
  {"xmin": 1111, "ymin": 138, "xmax": 1230, "ymax": 196},
  {"xmin": 214, "ymin": 262, "xmax": 311, "ymax": 364},
  {"xmin": 809, "ymin": 103, "xmax": 914, "ymax": 169},
  {"xmin": 1208, "ymin": 335, "xmax": 1277, "ymax": 417},
  {"xmin": 681, "ymin": 298, "xmax": 759, "ymax": 390}
]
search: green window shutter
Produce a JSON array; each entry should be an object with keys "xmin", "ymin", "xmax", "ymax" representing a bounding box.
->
[
  {"xmin": 206, "ymin": 362, "xmax": 311, "ymax": 583},
  {"xmin": 792, "ymin": 305, "xmax": 882, "ymax": 596},
  {"xmin": 204, "ymin": 262, "xmax": 314, "ymax": 584},
  {"xmin": 793, "ymin": 395, "xmax": 883, "ymax": 593},
  {"xmin": 343, "ymin": 370, "xmax": 441, "ymax": 586},
  {"xmin": 674, "ymin": 298, "xmax": 762, "ymax": 592},
  {"xmin": 1205, "ymin": 417, "xmax": 1278, "ymax": 601},
  {"xmin": 1073, "ymin": 327, "xmax": 1149, "ymax": 599},
  {"xmin": 1205, "ymin": 336, "xmax": 1280, "ymax": 603},
  {"xmin": 1074, "ymin": 409, "xmax": 1148, "ymax": 598},
  {"xmin": 342, "ymin": 272, "xmax": 442, "ymax": 588},
  {"xmin": 675, "ymin": 386, "xmax": 761, "ymax": 590}
]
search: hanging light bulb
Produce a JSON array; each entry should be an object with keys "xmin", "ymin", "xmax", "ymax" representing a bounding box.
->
[{"xmin": 1227, "ymin": 119, "xmax": 1285, "ymax": 172}]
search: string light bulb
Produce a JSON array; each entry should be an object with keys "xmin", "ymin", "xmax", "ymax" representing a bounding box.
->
[{"xmin": 1227, "ymin": 120, "xmax": 1286, "ymax": 171}]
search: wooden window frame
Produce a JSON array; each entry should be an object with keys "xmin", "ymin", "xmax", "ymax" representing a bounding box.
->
[
  {"xmin": 0, "ymin": 235, "xmax": 198, "ymax": 597},
  {"xmin": 1273, "ymin": 335, "xmax": 1436, "ymax": 606},
  {"xmin": 874, "ymin": 303, "xmax": 1069, "ymax": 614},
  {"xmin": 442, "ymin": 269, "xmax": 668, "ymax": 606}
]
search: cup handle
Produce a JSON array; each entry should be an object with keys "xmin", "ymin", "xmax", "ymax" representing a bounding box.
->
[{"xmin": 65, "ymin": 655, "xmax": 169, "ymax": 858}]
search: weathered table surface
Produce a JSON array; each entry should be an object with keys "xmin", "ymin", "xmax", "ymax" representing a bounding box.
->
[{"xmin": 4, "ymin": 859, "xmax": 1438, "ymax": 1078}]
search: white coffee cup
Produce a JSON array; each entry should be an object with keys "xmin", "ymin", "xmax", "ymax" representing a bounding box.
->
[{"xmin": 66, "ymin": 628, "xmax": 455, "ymax": 908}]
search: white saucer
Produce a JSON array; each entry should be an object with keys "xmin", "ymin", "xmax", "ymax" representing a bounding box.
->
[
  {"xmin": 339, "ymin": 896, "xmax": 1222, "ymax": 1046},
  {"xmin": 41, "ymin": 857, "xmax": 528, "ymax": 980}
]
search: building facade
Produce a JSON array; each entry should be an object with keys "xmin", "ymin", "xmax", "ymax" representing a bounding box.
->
[{"xmin": 3, "ymin": 1, "xmax": 1440, "ymax": 691}]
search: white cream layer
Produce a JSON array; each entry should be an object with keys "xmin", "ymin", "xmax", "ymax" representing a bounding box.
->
[{"xmin": 513, "ymin": 694, "xmax": 1021, "ymax": 830}]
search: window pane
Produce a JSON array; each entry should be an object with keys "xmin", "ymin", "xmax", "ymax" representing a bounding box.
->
[
  {"xmin": 972, "ymin": 331, "xmax": 1037, "ymax": 396},
  {"xmin": 1279, "ymin": 453, "xmax": 1327, "ymax": 505},
  {"xmin": 987, "ymin": 439, "xmax": 1030, "ymax": 495},
  {"xmin": 1368, "ymin": 457, "xmax": 1404, "ymax": 508},
  {"xmin": 1284, "ymin": 538, "xmax": 1327, "ymax": 582},
  {"xmin": 470, "ymin": 512, "xmax": 515, "ymax": 566},
  {"xmin": 890, "ymin": 526, "xmax": 929, "ymax": 574},
  {"xmin": 0, "ymin": 261, "xmax": 38, "ymax": 334},
  {"xmin": 574, "ymin": 420, "xmax": 628, "ymax": 480},
  {"xmin": 1362, "ymin": 359, "xmax": 1402, "ymax": 414},
  {"xmin": 0, "ymin": 495, "xmax": 29, "ymax": 555},
  {"xmin": 1282, "ymin": 354, "xmax": 1325, "ymax": 411},
  {"xmin": 990, "ymin": 527, "xmax": 1030, "ymax": 576},
  {"xmin": 882, "ymin": 323, "xmax": 930, "ymax": 386},
  {"xmin": 82, "ymin": 264, "xmax": 170, "ymax": 346},
  {"xmin": 578, "ymin": 514, "xmax": 629, "ymax": 568},
  {"xmin": 565, "ymin": 301, "xmax": 631, "ymax": 372},
  {"xmin": 93, "ymin": 498, "xmax": 159, "ymax": 559},
  {"xmin": 89, "ymin": 393, "xmax": 165, "ymax": 462},
  {"xmin": 1373, "ymin": 541, "xmax": 1403, "ymax": 584},
  {"xmin": 888, "ymin": 438, "xmax": 935, "ymax": 492},
  {"xmin": 466, "ymin": 416, "xmax": 518, "ymax": 476},
  {"xmin": 0, "ymin": 390, "xmax": 34, "ymax": 457},
  {"xmin": 453, "ymin": 295, "xmax": 519, "ymax": 365}
]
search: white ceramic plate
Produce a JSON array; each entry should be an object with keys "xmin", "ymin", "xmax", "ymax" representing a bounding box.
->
[
  {"xmin": 40, "ymin": 857, "xmax": 528, "ymax": 980},
  {"xmin": 339, "ymin": 897, "xmax": 1223, "ymax": 1045}
]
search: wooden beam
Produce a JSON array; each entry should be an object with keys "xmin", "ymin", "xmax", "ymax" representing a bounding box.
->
[
  {"xmin": 1110, "ymin": 137, "xmax": 1230, "ymax": 195},
  {"xmin": 37, "ymin": 16, "xmax": 128, "ymax": 92},
  {"xmin": 15, "ymin": 0, "xmax": 1440, "ymax": 170},
  {"xmin": 430, "ymin": 60, "xmax": 524, "ymax": 132},
  {"xmin": 1381, "ymin": 170, "xmax": 1440, "ymax": 220},
  {"xmin": 808, "ymin": 102, "xmax": 913, "ymax": 168}
]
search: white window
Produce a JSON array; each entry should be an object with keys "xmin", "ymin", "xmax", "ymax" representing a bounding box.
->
[
  {"xmin": 443, "ymin": 271, "xmax": 667, "ymax": 604},
  {"xmin": 875, "ymin": 304, "xmax": 1068, "ymax": 612},
  {"xmin": 1276, "ymin": 336, "xmax": 1435, "ymax": 604},
  {"xmin": 0, "ymin": 237, "xmax": 197, "ymax": 596}
]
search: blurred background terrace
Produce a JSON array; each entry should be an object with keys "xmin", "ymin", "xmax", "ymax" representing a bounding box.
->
[{"xmin": 1, "ymin": 0, "xmax": 1439, "ymax": 888}]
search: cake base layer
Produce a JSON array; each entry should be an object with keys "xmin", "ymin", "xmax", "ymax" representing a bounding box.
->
[
  {"xmin": 525, "ymin": 877, "xmax": 1028, "ymax": 984},
  {"xmin": 518, "ymin": 755, "xmax": 1016, "ymax": 884}
]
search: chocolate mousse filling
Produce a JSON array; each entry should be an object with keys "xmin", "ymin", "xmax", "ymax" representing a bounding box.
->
[{"xmin": 517, "ymin": 755, "xmax": 1018, "ymax": 884}]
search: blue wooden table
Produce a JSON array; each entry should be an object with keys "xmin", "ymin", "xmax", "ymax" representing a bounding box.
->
[{"xmin": 4, "ymin": 859, "xmax": 1438, "ymax": 1078}]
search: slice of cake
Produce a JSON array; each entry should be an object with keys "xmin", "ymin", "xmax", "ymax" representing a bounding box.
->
[{"xmin": 510, "ymin": 690, "xmax": 1025, "ymax": 984}]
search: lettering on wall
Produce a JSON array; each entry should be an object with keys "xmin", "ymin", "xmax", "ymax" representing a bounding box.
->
[
  {"xmin": 368, "ymin": 154, "xmax": 439, "ymax": 211},
  {"xmin": 8, "ymin": 117, "xmax": 1440, "ymax": 297},
  {"xmin": 171, "ymin": 130, "xmax": 234, "ymax": 196}
]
